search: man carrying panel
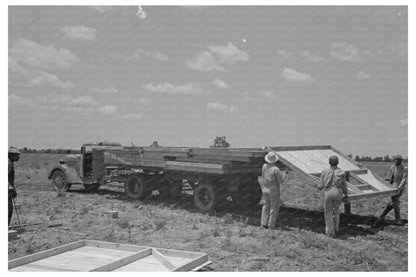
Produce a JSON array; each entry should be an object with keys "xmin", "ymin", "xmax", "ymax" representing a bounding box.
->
[{"xmin": 380, "ymin": 155, "xmax": 407, "ymax": 225}]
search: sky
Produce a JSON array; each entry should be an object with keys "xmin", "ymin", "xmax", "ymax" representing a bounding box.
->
[{"xmin": 8, "ymin": 5, "xmax": 408, "ymax": 157}]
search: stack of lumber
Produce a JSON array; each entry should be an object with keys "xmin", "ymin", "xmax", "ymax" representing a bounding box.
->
[{"xmin": 100, "ymin": 146, "xmax": 271, "ymax": 174}]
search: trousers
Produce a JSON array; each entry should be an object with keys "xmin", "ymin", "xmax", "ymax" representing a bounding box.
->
[
  {"xmin": 323, "ymin": 187, "xmax": 343, "ymax": 235},
  {"xmin": 261, "ymin": 186, "xmax": 280, "ymax": 228},
  {"xmin": 8, "ymin": 193, "xmax": 13, "ymax": 226},
  {"xmin": 382, "ymin": 186, "xmax": 404, "ymax": 220}
]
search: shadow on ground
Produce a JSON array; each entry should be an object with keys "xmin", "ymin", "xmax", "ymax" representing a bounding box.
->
[{"xmin": 70, "ymin": 187, "xmax": 407, "ymax": 239}]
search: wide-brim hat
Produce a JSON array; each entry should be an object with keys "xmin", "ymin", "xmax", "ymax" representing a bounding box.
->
[
  {"xmin": 393, "ymin": 155, "xmax": 403, "ymax": 160},
  {"xmin": 265, "ymin": 152, "xmax": 279, "ymax": 163},
  {"xmin": 8, "ymin": 146, "xmax": 21, "ymax": 154}
]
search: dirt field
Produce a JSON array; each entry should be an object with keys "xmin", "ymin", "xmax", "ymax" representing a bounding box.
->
[{"xmin": 8, "ymin": 153, "xmax": 408, "ymax": 271}]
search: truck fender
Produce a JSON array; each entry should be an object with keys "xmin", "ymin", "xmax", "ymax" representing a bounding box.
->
[{"xmin": 48, "ymin": 164, "xmax": 83, "ymax": 184}]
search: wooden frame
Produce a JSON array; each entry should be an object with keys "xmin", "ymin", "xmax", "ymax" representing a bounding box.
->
[
  {"xmin": 267, "ymin": 146, "xmax": 397, "ymax": 201},
  {"xmin": 9, "ymin": 240, "xmax": 210, "ymax": 272}
]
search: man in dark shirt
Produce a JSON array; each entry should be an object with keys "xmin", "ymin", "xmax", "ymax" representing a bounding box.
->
[
  {"xmin": 8, "ymin": 146, "xmax": 20, "ymax": 226},
  {"xmin": 380, "ymin": 155, "xmax": 407, "ymax": 225}
]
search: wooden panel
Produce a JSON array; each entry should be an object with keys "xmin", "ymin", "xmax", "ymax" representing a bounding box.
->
[
  {"xmin": 9, "ymin": 240, "xmax": 210, "ymax": 272},
  {"xmin": 9, "ymin": 240, "xmax": 85, "ymax": 269},
  {"xmin": 29, "ymin": 246, "xmax": 134, "ymax": 271},
  {"xmin": 355, "ymin": 171, "xmax": 396, "ymax": 192}
]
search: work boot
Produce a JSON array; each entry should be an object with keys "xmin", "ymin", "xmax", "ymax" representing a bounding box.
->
[
  {"xmin": 394, "ymin": 219, "xmax": 404, "ymax": 226},
  {"xmin": 261, "ymin": 225, "xmax": 268, "ymax": 229}
]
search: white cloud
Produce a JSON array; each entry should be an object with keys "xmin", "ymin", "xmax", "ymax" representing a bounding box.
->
[
  {"xmin": 143, "ymin": 82, "xmax": 207, "ymax": 95},
  {"xmin": 186, "ymin": 51, "xmax": 225, "ymax": 71},
  {"xmin": 208, "ymin": 43, "xmax": 249, "ymax": 65},
  {"xmin": 282, "ymin": 68, "xmax": 314, "ymax": 83},
  {"xmin": 207, "ymin": 102, "xmax": 238, "ymax": 113},
  {"xmin": 300, "ymin": 51, "xmax": 324, "ymax": 63},
  {"xmin": 90, "ymin": 87, "xmax": 119, "ymax": 94},
  {"xmin": 135, "ymin": 48, "xmax": 170, "ymax": 62},
  {"xmin": 29, "ymin": 71, "xmax": 75, "ymax": 89},
  {"xmin": 277, "ymin": 50, "xmax": 291, "ymax": 59},
  {"xmin": 262, "ymin": 91, "xmax": 276, "ymax": 99},
  {"xmin": 10, "ymin": 39, "xmax": 79, "ymax": 71},
  {"xmin": 122, "ymin": 113, "xmax": 143, "ymax": 120},
  {"xmin": 330, "ymin": 42, "xmax": 362, "ymax": 62},
  {"xmin": 187, "ymin": 42, "xmax": 249, "ymax": 71},
  {"xmin": 93, "ymin": 6, "xmax": 116, "ymax": 13},
  {"xmin": 138, "ymin": 97, "xmax": 150, "ymax": 104},
  {"xmin": 60, "ymin": 25, "xmax": 96, "ymax": 41},
  {"xmin": 357, "ymin": 71, "xmax": 370, "ymax": 80},
  {"xmin": 98, "ymin": 105, "xmax": 118, "ymax": 115},
  {"xmin": 73, "ymin": 96, "xmax": 96, "ymax": 105},
  {"xmin": 399, "ymin": 118, "xmax": 408, "ymax": 126},
  {"xmin": 212, "ymin": 78, "xmax": 230, "ymax": 89},
  {"xmin": 9, "ymin": 58, "xmax": 29, "ymax": 76},
  {"xmin": 9, "ymin": 94, "xmax": 30, "ymax": 106},
  {"xmin": 397, "ymin": 42, "xmax": 407, "ymax": 56}
]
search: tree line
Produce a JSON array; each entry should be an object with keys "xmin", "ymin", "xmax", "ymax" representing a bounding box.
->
[{"xmin": 17, "ymin": 137, "xmax": 408, "ymax": 163}]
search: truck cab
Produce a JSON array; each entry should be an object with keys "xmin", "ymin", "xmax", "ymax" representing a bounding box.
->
[{"xmin": 48, "ymin": 141, "xmax": 123, "ymax": 192}]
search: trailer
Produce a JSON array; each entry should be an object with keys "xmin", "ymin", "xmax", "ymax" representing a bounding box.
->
[{"xmin": 48, "ymin": 142, "xmax": 397, "ymax": 212}]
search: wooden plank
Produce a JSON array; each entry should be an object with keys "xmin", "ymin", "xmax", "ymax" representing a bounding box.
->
[
  {"xmin": 271, "ymin": 153, "xmax": 320, "ymax": 184},
  {"xmin": 113, "ymin": 256, "xmax": 170, "ymax": 272},
  {"xmin": 152, "ymin": 248, "xmax": 176, "ymax": 271},
  {"xmin": 172, "ymin": 254, "xmax": 208, "ymax": 272},
  {"xmin": 155, "ymin": 247, "xmax": 208, "ymax": 260},
  {"xmin": 288, "ymin": 150, "xmax": 327, "ymax": 173},
  {"xmin": 355, "ymin": 171, "xmax": 395, "ymax": 192},
  {"xmin": 349, "ymin": 169, "xmax": 368, "ymax": 175},
  {"xmin": 349, "ymin": 189, "xmax": 398, "ymax": 200},
  {"xmin": 31, "ymin": 248, "xmax": 124, "ymax": 271},
  {"xmin": 10, "ymin": 263, "xmax": 78, "ymax": 272},
  {"xmin": 330, "ymin": 146, "xmax": 365, "ymax": 169},
  {"xmin": 90, "ymin": 248, "xmax": 152, "ymax": 271},
  {"xmin": 191, "ymin": 260, "xmax": 213, "ymax": 271},
  {"xmin": 270, "ymin": 145, "xmax": 332, "ymax": 151},
  {"xmin": 84, "ymin": 240, "xmax": 149, "ymax": 252},
  {"xmin": 355, "ymin": 184, "xmax": 375, "ymax": 191},
  {"xmin": 277, "ymin": 151, "xmax": 315, "ymax": 174},
  {"xmin": 8, "ymin": 240, "xmax": 85, "ymax": 269}
]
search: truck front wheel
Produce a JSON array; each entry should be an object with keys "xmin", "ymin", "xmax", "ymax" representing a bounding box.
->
[
  {"xmin": 125, "ymin": 175, "xmax": 152, "ymax": 200},
  {"xmin": 51, "ymin": 170, "xmax": 71, "ymax": 192}
]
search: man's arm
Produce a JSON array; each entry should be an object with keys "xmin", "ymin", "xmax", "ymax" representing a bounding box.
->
[
  {"xmin": 275, "ymin": 167, "xmax": 285, "ymax": 184},
  {"xmin": 398, "ymin": 167, "xmax": 408, "ymax": 190}
]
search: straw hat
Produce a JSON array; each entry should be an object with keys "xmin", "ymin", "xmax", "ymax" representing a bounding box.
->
[{"xmin": 265, "ymin": 152, "xmax": 278, "ymax": 163}]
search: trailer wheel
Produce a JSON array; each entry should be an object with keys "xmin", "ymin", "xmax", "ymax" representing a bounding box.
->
[
  {"xmin": 236, "ymin": 178, "xmax": 262, "ymax": 208},
  {"xmin": 194, "ymin": 182, "xmax": 225, "ymax": 212},
  {"xmin": 125, "ymin": 175, "xmax": 151, "ymax": 200},
  {"xmin": 51, "ymin": 170, "xmax": 71, "ymax": 192}
]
